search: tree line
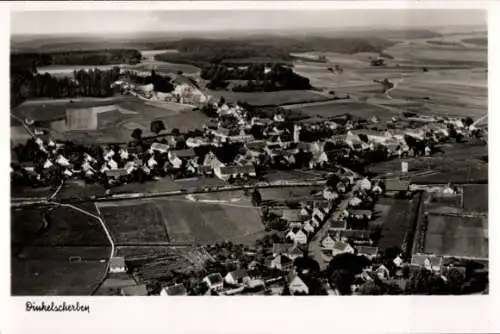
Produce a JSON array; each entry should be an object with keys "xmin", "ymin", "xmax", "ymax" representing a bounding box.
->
[{"xmin": 201, "ymin": 63, "xmax": 311, "ymax": 92}]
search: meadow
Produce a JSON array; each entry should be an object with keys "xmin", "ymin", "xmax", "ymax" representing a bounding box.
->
[
  {"xmin": 424, "ymin": 214, "xmax": 488, "ymax": 259},
  {"xmin": 97, "ymin": 193, "xmax": 265, "ymax": 245}
]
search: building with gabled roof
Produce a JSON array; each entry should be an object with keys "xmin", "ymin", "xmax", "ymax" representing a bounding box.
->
[
  {"xmin": 411, "ymin": 254, "xmax": 443, "ymax": 273},
  {"xmin": 355, "ymin": 246, "xmax": 379, "ymax": 259},
  {"xmin": 224, "ymin": 269, "xmax": 250, "ymax": 285},
  {"xmin": 109, "ymin": 256, "xmax": 126, "ymax": 274},
  {"xmin": 160, "ymin": 283, "xmax": 187, "ymax": 296},
  {"xmin": 203, "ymin": 273, "xmax": 224, "ymax": 291}
]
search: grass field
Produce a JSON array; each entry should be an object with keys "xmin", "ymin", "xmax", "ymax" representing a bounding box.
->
[
  {"xmin": 12, "ymin": 247, "xmax": 108, "ymax": 295},
  {"xmin": 97, "ymin": 193, "xmax": 265, "ymax": 245},
  {"xmin": 97, "ymin": 201, "xmax": 169, "ymax": 243},
  {"xmin": 11, "ymin": 205, "xmax": 109, "ymax": 246},
  {"xmin": 462, "ymin": 184, "xmax": 488, "ymax": 213},
  {"xmin": 424, "ymin": 214, "xmax": 488, "ymax": 258},
  {"xmin": 207, "ymin": 89, "xmax": 330, "ymax": 106},
  {"xmin": 295, "ymin": 100, "xmax": 396, "ymax": 121},
  {"xmin": 259, "ymin": 186, "xmax": 322, "ymax": 202},
  {"xmin": 12, "ymin": 96, "xmax": 210, "ymax": 144},
  {"xmin": 375, "ymin": 197, "xmax": 419, "ymax": 250}
]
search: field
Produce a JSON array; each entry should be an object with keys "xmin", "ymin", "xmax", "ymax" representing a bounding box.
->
[
  {"xmin": 12, "ymin": 252, "xmax": 108, "ymax": 295},
  {"xmin": 11, "ymin": 204, "xmax": 110, "ymax": 295},
  {"xmin": 292, "ymin": 100, "xmax": 397, "ymax": 121},
  {"xmin": 11, "ymin": 96, "xmax": 210, "ymax": 144},
  {"xmin": 259, "ymin": 186, "xmax": 322, "ymax": 202},
  {"xmin": 374, "ymin": 197, "xmax": 420, "ymax": 250},
  {"xmin": 97, "ymin": 201, "xmax": 169, "ymax": 243},
  {"xmin": 11, "ymin": 205, "xmax": 109, "ymax": 246},
  {"xmin": 97, "ymin": 192, "xmax": 265, "ymax": 245},
  {"xmin": 424, "ymin": 214, "xmax": 488, "ymax": 259},
  {"xmin": 462, "ymin": 184, "xmax": 488, "ymax": 213},
  {"xmin": 36, "ymin": 58, "xmax": 200, "ymax": 78},
  {"xmin": 367, "ymin": 143, "xmax": 488, "ymax": 183},
  {"xmin": 207, "ymin": 89, "xmax": 331, "ymax": 106}
]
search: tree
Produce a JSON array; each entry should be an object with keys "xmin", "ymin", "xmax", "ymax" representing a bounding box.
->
[
  {"xmin": 251, "ymin": 188, "xmax": 262, "ymax": 206},
  {"xmin": 131, "ymin": 128, "xmax": 143, "ymax": 140},
  {"xmin": 171, "ymin": 128, "xmax": 181, "ymax": 136},
  {"xmin": 358, "ymin": 280, "xmax": 384, "ymax": 295},
  {"xmin": 384, "ymin": 246, "xmax": 402, "ymax": 261},
  {"xmin": 445, "ymin": 268, "xmax": 465, "ymax": 295},
  {"xmin": 150, "ymin": 120, "xmax": 166, "ymax": 135},
  {"xmin": 463, "ymin": 117, "xmax": 474, "ymax": 127}
]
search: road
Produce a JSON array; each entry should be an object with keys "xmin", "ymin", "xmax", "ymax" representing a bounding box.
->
[{"xmin": 308, "ymin": 189, "xmax": 354, "ymax": 270}]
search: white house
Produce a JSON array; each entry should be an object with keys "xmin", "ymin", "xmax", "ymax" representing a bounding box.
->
[
  {"xmin": 288, "ymin": 273, "xmax": 309, "ymax": 295},
  {"xmin": 160, "ymin": 283, "xmax": 187, "ymax": 296},
  {"xmin": 321, "ymin": 234, "xmax": 336, "ymax": 249},
  {"xmin": 224, "ymin": 269, "xmax": 250, "ymax": 286}
]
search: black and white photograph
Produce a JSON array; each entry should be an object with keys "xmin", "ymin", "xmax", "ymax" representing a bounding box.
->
[{"xmin": 8, "ymin": 3, "xmax": 489, "ymax": 301}]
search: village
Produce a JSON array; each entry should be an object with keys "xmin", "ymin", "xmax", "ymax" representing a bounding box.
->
[{"xmin": 9, "ymin": 77, "xmax": 483, "ymax": 296}]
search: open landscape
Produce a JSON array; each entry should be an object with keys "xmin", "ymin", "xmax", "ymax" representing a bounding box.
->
[{"xmin": 10, "ymin": 8, "xmax": 488, "ymax": 299}]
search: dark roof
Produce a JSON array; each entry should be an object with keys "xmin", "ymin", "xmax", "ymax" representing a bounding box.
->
[
  {"xmin": 219, "ymin": 164, "xmax": 256, "ymax": 175},
  {"xmin": 355, "ymin": 246, "xmax": 379, "ymax": 256},
  {"xmin": 385, "ymin": 179, "xmax": 410, "ymax": 192},
  {"xmin": 329, "ymin": 218, "xmax": 347, "ymax": 229},
  {"xmin": 165, "ymin": 283, "xmax": 187, "ymax": 296},
  {"xmin": 110, "ymin": 256, "xmax": 125, "ymax": 268},
  {"xmin": 227, "ymin": 269, "xmax": 249, "ymax": 281},
  {"xmin": 338, "ymin": 229, "xmax": 371, "ymax": 240},
  {"xmin": 206, "ymin": 273, "xmax": 223, "ymax": 285},
  {"xmin": 105, "ymin": 168, "xmax": 127, "ymax": 178},
  {"xmin": 121, "ymin": 284, "xmax": 148, "ymax": 296},
  {"xmin": 333, "ymin": 242, "xmax": 350, "ymax": 251},
  {"xmin": 173, "ymin": 74, "xmax": 200, "ymax": 89},
  {"xmin": 173, "ymin": 148, "xmax": 196, "ymax": 158},
  {"xmin": 350, "ymin": 210, "xmax": 373, "ymax": 217}
]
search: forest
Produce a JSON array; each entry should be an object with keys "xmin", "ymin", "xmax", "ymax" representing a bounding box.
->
[
  {"xmin": 11, "ymin": 49, "xmax": 142, "ymax": 70},
  {"xmin": 201, "ymin": 63, "xmax": 311, "ymax": 92}
]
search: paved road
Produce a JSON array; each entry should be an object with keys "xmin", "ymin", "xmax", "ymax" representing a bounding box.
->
[{"xmin": 308, "ymin": 189, "xmax": 354, "ymax": 270}]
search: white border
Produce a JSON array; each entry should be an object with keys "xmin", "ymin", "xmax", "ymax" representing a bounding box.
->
[{"xmin": 1, "ymin": 2, "xmax": 497, "ymax": 334}]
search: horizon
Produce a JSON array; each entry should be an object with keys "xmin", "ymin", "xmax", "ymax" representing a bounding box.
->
[{"xmin": 11, "ymin": 9, "xmax": 486, "ymax": 37}]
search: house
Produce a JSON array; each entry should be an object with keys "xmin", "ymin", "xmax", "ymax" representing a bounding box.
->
[
  {"xmin": 109, "ymin": 256, "xmax": 126, "ymax": 273},
  {"xmin": 384, "ymin": 179, "xmax": 410, "ymax": 196},
  {"xmin": 329, "ymin": 217, "xmax": 347, "ymax": 230},
  {"xmin": 160, "ymin": 283, "xmax": 187, "ymax": 296},
  {"xmin": 270, "ymin": 254, "xmax": 293, "ymax": 271},
  {"xmin": 121, "ymin": 284, "xmax": 148, "ymax": 296},
  {"xmin": 350, "ymin": 210, "xmax": 373, "ymax": 220},
  {"xmin": 321, "ymin": 234, "xmax": 336, "ymax": 249},
  {"xmin": 203, "ymin": 273, "xmax": 224, "ymax": 291},
  {"xmin": 393, "ymin": 255, "xmax": 404, "ymax": 267},
  {"xmin": 280, "ymin": 209, "xmax": 306, "ymax": 223},
  {"xmin": 151, "ymin": 142, "xmax": 169, "ymax": 153},
  {"xmin": 173, "ymin": 148, "xmax": 196, "ymax": 160},
  {"xmin": 105, "ymin": 168, "xmax": 127, "ymax": 180},
  {"xmin": 411, "ymin": 254, "xmax": 443, "ymax": 273},
  {"xmin": 303, "ymin": 221, "xmax": 315, "ymax": 234},
  {"xmin": 168, "ymin": 151, "xmax": 183, "ymax": 169},
  {"xmin": 329, "ymin": 241, "xmax": 355, "ymax": 257},
  {"xmin": 214, "ymin": 164, "xmax": 256, "ymax": 181},
  {"xmin": 336, "ymin": 229, "xmax": 372, "ymax": 243},
  {"xmin": 224, "ymin": 269, "xmax": 250, "ymax": 286},
  {"xmin": 272, "ymin": 243, "xmax": 294, "ymax": 257},
  {"xmin": 375, "ymin": 264, "xmax": 390, "ymax": 280},
  {"xmin": 288, "ymin": 272, "xmax": 309, "ymax": 295},
  {"xmin": 293, "ymin": 230, "xmax": 308, "ymax": 245},
  {"xmin": 355, "ymin": 246, "xmax": 379, "ymax": 259},
  {"xmin": 172, "ymin": 75, "xmax": 207, "ymax": 104}
]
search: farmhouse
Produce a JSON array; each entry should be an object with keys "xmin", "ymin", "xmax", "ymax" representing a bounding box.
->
[
  {"xmin": 355, "ymin": 246, "xmax": 379, "ymax": 259},
  {"xmin": 328, "ymin": 241, "xmax": 355, "ymax": 257},
  {"xmin": 384, "ymin": 179, "xmax": 410, "ymax": 196},
  {"xmin": 109, "ymin": 256, "xmax": 126, "ymax": 274},
  {"xmin": 203, "ymin": 273, "xmax": 224, "ymax": 291},
  {"xmin": 411, "ymin": 254, "xmax": 444, "ymax": 273},
  {"xmin": 272, "ymin": 243, "xmax": 294, "ymax": 256},
  {"xmin": 105, "ymin": 168, "xmax": 127, "ymax": 180},
  {"xmin": 321, "ymin": 234, "xmax": 337, "ymax": 249},
  {"xmin": 270, "ymin": 254, "xmax": 293, "ymax": 272},
  {"xmin": 160, "ymin": 283, "xmax": 187, "ymax": 296},
  {"xmin": 224, "ymin": 269, "xmax": 250, "ymax": 286},
  {"xmin": 288, "ymin": 272, "xmax": 309, "ymax": 295},
  {"xmin": 214, "ymin": 164, "xmax": 256, "ymax": 181}
]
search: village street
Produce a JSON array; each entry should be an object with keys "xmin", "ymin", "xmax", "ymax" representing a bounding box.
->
[{"xmin": 308, "ymin": 189, "xmax": 354, "ymax": 270}]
